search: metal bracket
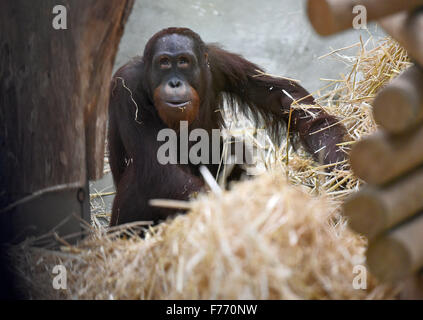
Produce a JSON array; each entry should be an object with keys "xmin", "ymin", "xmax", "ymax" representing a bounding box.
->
[{"xmin": 1, "ymin": 181, "xmax": 90, "ymax": 246}]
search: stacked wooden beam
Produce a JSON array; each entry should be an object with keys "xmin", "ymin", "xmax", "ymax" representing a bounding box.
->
[{"xmin": 307, "ymin": 0, "xmax": 423, "ymax": 284}]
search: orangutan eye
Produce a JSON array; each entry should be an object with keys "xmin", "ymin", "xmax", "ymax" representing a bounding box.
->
[
  {"xmin": 178, "ymin": 57, "xmax": 189, "ymax": 68},
  {"xmin": 159, "ymin": 57, "xmax": 171, "ymax": 69}
]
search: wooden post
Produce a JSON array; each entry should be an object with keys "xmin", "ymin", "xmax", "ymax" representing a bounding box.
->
[
  {"xmin": 343, "ymin": 168, "xmax": 423, "ymax": 239},
  {"xmin": 307, "ymin": 0, "xmax": 423, "ymax": 36},
  {"xmin": 0, "ymin": 0, "xmax": 134, "ymax": 299},
  {"xmin": 373, "ymin": 65, "xmax": 423, "ymax": 134},
  {"xmin": 367, "ymin": 214, "xmax": 423, "ymax": 283},
  {"xmin": 380, "ymin": 9, "xmax": 423, "ymax": 67},
  {"xmin": 0, "ymin": 0, "xmax": 133, "ymax": 226},
  {"xmin": 306, "ymin": 0, "xmax": 423, "ymax": 290},
  {"xmin": 349, "ymin": 127, "xmax": 423, "ymax": 185}
]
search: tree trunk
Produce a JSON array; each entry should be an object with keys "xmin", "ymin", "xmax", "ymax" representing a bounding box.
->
[
  {"xmin": 0, "ymin": 0, "xmax": 134, "ymax": 298},
  {"xmin": 0, "ymin": 0, "xmax": 133, "ymax": 209}
]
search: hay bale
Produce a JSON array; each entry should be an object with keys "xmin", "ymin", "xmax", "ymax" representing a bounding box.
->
[{"xmin": 12, "ymin": 172, "xmax": 394, "ymax": 299}]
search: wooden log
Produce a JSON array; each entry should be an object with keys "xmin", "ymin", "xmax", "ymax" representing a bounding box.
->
[
  {"xmin": 399, "ymin": 274, "xmax": 423, "ymax": 299},
  {"xmin": 349, "ymin": 127, "xmax": 423, "ymax": 185},
  {"xmin": 0, "ymin": 0, "xmax": 134, "ymax": 298},
  {"xmin": 0, "ymin": 0, "xmax": 133, "ymax": 207},
  {"xmin": 367, "ymin": 214, "xmax": 423, "ymax": 283},
  {"xmin": 380, "ymin": 9, "xmax": 423, "ymax": 68},
  {"xmin": 81, "ymin": 1, "xmax": 134, "ymax": 180},
  {"xmin": 343, "ymin": 168, "xmax": 423, "ymax": 239},
  {"xmin": 307, "ymin": 0, "xmax": 423, "ymax": 36},
  {"xmin": 373, "ymin": 65, "xmax": 423, "ymax": 134}
]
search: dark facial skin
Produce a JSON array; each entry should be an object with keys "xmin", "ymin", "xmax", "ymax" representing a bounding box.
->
[{"xmin": 150, "ymin": 34, "xmax": 202, "ymax": 130}]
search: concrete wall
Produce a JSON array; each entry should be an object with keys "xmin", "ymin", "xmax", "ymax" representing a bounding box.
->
[{"xmin": 114, "ymin": 0, "xmax": 385, "ymax": 92}]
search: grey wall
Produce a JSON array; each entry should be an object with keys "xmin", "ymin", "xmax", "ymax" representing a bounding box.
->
[{"xmin": 114, "ymin": 0, "xmax": 385, "ymax": 93}]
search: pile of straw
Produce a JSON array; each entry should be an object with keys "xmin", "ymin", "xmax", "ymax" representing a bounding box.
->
[
  {"xmin": 275, "ymin": 36, "xmax": 411, "ymax": 200},
  {"xmin": 13, "ymin": 173, "xmax": 393, "ymax": 299},
  {"xmin": 11, "ymin": 36, "xmax": 410, "ymax": 299}
]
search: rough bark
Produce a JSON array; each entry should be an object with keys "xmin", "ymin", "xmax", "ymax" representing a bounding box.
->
[{"xmin": 0, "ymin": 0, "xmax": 134, "ymax": 208}]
